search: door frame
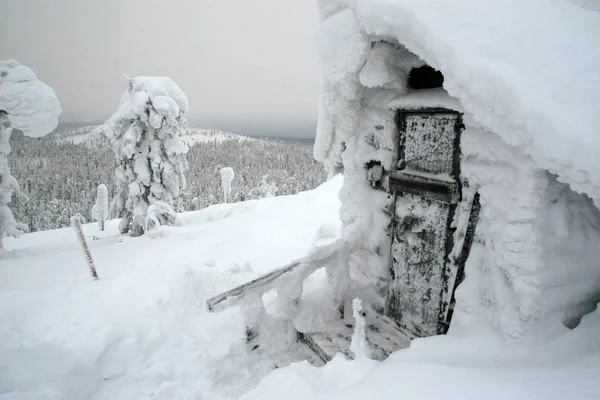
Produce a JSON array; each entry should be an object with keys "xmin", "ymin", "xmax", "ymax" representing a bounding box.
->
[{"xmin": 386, "ymin": 108, "xmax": 464, "ymax": 337}]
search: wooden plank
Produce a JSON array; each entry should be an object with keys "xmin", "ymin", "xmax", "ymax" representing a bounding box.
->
[
  {"xmin": 386, "ymin": 193, "xmax": 451, "ymax": 337},
  {"xmin": 207, "ymin": 241, "xmax": 344, "ymax": 313},
  {"xmin": 388, "ymin": 170, "xmax": 459, "ymax": 204},
  {"xmin": 396, "ymin": 110, "xmax": 462, "ymax": 177},
  {"xmin": 299, "ymin": 314, "xmax": 411, "ymax": 363},
  {"xmin": 386, "ymin": 110, "xmax": 463, "ymax": 338},
  {"xmin": 441, "ymin": 192, "xmax": 480, "ymax": 331},
  {"xmin": 206, "ymin": 261, "xmax": 300, "ymax": 312},
  {"xmin": 298, "ymin": 331, "xmax": 351, "ymax": 363}
]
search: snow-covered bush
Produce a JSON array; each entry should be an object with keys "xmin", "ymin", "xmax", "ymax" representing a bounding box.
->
[
  {"xmin": 219, "ymin": 167, "xmax": 235, "ymax": 203},
  {"xmin": 0, "ymin": 60, "xmax": 61, "ymax": 248},
  {"xmin": 91, "ymin": 184, "xmax": 108, "ymax": 231},
  {"xmin": 97, "ymin": 76, "xmax": 189, "ymax": 237},
  {"xmin": 145, "ymin": 200, "xmax": 178, "ymax": 231},
  {"xmin": 250, "ymin": 175, "xmax": 279, "ymax": 199}
]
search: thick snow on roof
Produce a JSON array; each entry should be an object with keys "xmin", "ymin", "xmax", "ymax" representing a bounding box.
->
[
  {"xmin": 0, "ymin": 60, "xmax": 61, "ymax": 137},
  {"xmin": 316, "ymin": 0, "xmax": 600, "ymax": 204}
]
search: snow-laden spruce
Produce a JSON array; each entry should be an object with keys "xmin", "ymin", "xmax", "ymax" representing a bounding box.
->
[
  {"xmin": 219, "ymin": 167, "xmax": 234, "ymax": 203},
  {"xmin": 98, "ymin": 76, "xmax": 189, "ymax": 236},
  {"xmin": 92, "ymin": 184, "xmax": 108, "ymax": 231},
  {"xmin": 0, "ymin": 60, "xmax": 61, "ymax": 248}
]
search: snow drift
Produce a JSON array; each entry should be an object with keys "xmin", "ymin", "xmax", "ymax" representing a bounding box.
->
[{"xmin": 0, "ymin": 177, "xmax": 343, "ymax": 398}]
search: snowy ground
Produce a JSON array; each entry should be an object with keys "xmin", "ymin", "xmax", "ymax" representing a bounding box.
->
[
  {"xmin": 243, "ymin": 313, "xmax": 600, "ymax": 400},
  {"xmin": 2, "ymin": 174, "xmax": 600, "ymax": 399},
  {"xmin": 0, "ymin": 177, "xmax": 342, "ymax": 399}
]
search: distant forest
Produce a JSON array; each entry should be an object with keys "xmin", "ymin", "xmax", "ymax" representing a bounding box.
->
[{"xmin": 9, "ymin": 123, "xmax": 327, "ymax": 232}]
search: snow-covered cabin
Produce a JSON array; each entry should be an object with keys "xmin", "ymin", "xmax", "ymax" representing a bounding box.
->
[
  {"xmin": 314, "ymin": 0, "xmax": 600, "ymax": 342},
  {"xmin": 209, "ymin": 0, "xmax": 600, "ymax": 363}
]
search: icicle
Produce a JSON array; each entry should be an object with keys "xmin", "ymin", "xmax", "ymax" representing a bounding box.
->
[{"xmin": 349, "ymin": 298, "xmax": 371, "ymax": 359}]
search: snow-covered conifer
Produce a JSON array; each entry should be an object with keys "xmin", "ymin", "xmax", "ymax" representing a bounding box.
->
[
  {"xmin": 92, "ymin": 184, "xmax": 108, "ymax": 231},
  {"xmin": 0, "ymin": 60, "xmax": 61, "ymax": 248},
  {"xmin": 219, "ymin": 167, "xmax": 235, "ymax": 203},
  {"xmin": 97, "ymin": 76, "xmax": 189, "ymax": 236},
  {"xmin": 254, "ymin": 175, "xmax": 278, "ymax": 199},
  {"xmin": 145, "ymin": 200, "xmax": 178, "ymax": 231}
]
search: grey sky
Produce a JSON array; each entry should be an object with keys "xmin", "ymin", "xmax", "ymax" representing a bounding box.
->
[{"xmin": 0, "ymin": 0, "xmax": 321, "ymax": 138}]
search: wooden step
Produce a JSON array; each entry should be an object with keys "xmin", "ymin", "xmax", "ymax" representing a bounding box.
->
[{"xmin": 298, "ymin": 314, "xmax": 411, "ymax": 363}]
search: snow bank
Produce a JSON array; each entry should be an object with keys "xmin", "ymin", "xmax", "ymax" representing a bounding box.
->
[
  {"xmin": 242, "ymin": 306, "xmax": 600, "ymax": 400},
  {"xmin": 0, "ymin": 59, "xmax": 61, "ymax": 137},
  {"xmin": 0, "ymin": 177, "xmax": 343, "ymax": 398}
]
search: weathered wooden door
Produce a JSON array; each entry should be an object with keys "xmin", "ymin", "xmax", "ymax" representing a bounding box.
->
[{"xmin": 385, "ymin": 109, "xmax": 463, "ymax": 338}]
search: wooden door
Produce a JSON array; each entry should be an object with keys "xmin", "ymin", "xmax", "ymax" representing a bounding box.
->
[{"xmin": 385, "ymin": 109, "xmax": 463, "ymax": 338}]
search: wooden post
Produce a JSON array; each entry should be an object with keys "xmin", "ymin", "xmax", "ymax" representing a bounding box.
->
[{"xmin": 71, "ymin": 215, "xmax": 99, "ymax": 280}]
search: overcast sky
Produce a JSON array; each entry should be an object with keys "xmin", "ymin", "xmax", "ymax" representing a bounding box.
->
[{"xmin": 0, "ymin": 0, "xmax": 321, "ymax": 138}]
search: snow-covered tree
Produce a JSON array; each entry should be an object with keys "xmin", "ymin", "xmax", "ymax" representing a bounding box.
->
[
  {"xmin": 251, "ymin": 175, "xmax": 278, "ymax": 199},
  {"xmin": 97, "ymin": 76, "xmax": 189, "ymax": 237},
  {"xmin": 92, "ymin": 184, "xmax": 108, "ymax": 231},
  {"xmin": 145, "ymin": 200, "xmax": 178, "ymax": 231},
  {"xmin": 219, "ymin": 167, "xmax": 235, "ymax": 203},
  {"xmin": 0, "ymin": 60, "xmax": 61, "ymax": 248}
]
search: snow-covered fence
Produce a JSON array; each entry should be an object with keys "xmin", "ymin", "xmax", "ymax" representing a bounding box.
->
[
  {"xmin": 206, "ymin": 240, "xmax": 350, "ymax": 352},
  {"xmin": 71, "ymin": 215, "xmax": 99, "ymax": 280},
  {"xmin": 92, "ymin": 184, "xmax": 108, "ymax": 231},
  {"xmin": 219, "ymin": 167, "xmax": 235, "ymax": 203}
]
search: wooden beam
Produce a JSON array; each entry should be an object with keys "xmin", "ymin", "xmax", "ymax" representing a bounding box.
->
[
  {"xmin": 441, "ymin": 192, "xmax": 480, "ymax": 331},
  {"xmin": 206, "ymin": 261, "xmax": 300, "ymax": 312},
  {"xmin": 299, "ymin": 313, "xmax": 411, "ymax": 363},
  {"xmin": 206, "ymin": 241, "xmax": 344, "ymax": 313},
  {"xmin": 389, "ymin": 170, "xmax": 459, "ymax": 204}
]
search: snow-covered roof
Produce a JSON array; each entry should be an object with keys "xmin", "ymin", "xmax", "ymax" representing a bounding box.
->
[
  {"xmin": 315, "ymin": 0, "xmax": 600, "ymax": 204},
  {"xmin": 0, "ymin": 59, "xmax": 61, "ymax": 137}
]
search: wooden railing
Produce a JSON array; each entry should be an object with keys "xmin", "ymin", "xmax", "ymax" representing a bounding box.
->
[{"xmin": 205, "ymin": 240, "xmax": 351, "ymax": 348}]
